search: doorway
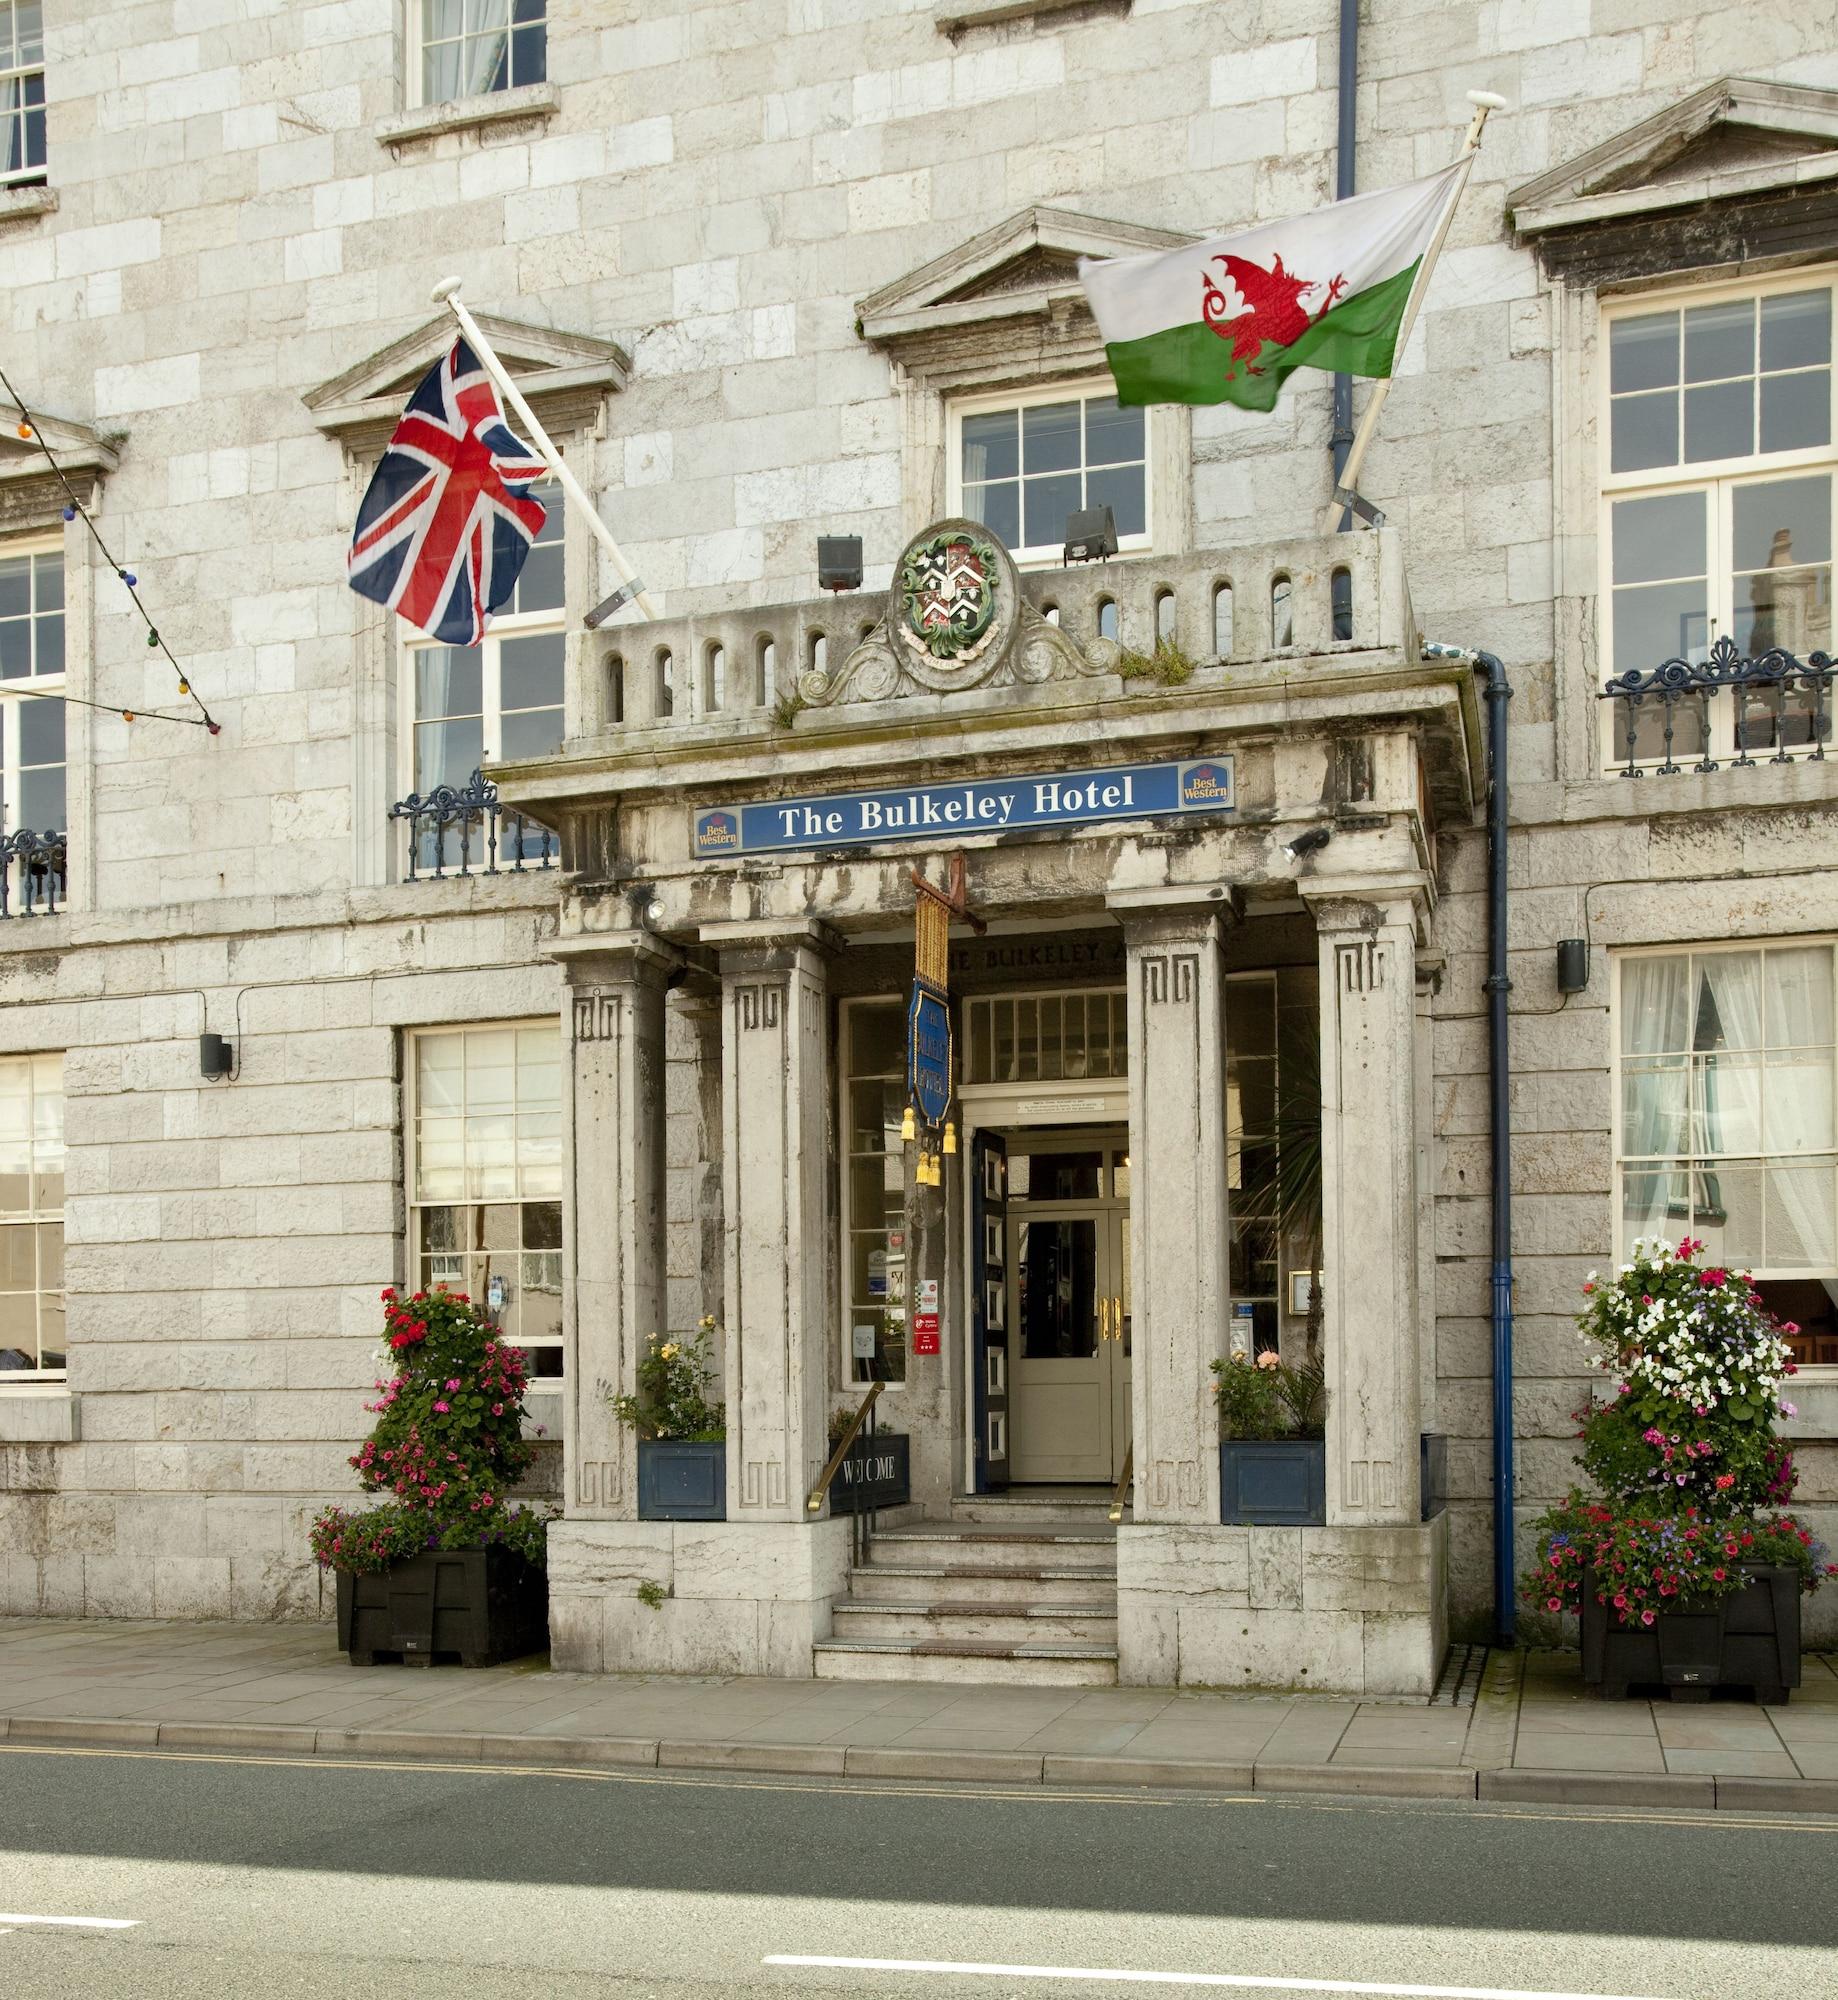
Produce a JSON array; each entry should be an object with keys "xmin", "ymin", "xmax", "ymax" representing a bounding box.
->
[{"xmin": 1006, "ymin": 1130, "xmax": 1131, "ymax": 1483}]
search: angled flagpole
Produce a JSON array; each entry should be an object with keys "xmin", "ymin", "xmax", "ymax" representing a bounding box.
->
[
  {"xmin": 1319, "ymin": 89, "xmax": 1508, "ymax": 536},
  {"xmin": 430, "ymin": 277, "xmax": 658, "ymax": 624}
]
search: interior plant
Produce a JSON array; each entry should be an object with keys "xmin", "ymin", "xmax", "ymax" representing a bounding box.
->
[
  {"xmin": 310, "ymin": 1285, "xmax": 552, "ymax": 1576},
  {"xmin": 1525, "ymin": 1236, "xmax": 1835, "ymax": 1633},
  {"xmin": 611, "ymin": 1316, "xmax": 726, "ymax": 1441}
]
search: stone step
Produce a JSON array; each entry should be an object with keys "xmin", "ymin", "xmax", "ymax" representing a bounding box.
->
[
  {"xmin": 830, "ymin": 1599, "xmax": 1118, "ymax": 1645},
  {"xmin": 813, "ymin": 1635, "xmax": 1120, "ymax": 1686},
  {"xmin": 866, "ymin": 1523, "xmax": 1117, "ymax": 1573},
  {"xmin": 948, "ymin": 1494, "xmax": 1116, "ymax": 1525},
  {"xmin": 846, "ymin": 1562, "xmax": 1119, "ymax": 1605}
]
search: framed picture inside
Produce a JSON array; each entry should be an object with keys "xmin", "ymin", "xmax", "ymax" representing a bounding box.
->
[{"xmin": 1287, "ymin": 1269, "xmax": 1323, "ymax": 1316}]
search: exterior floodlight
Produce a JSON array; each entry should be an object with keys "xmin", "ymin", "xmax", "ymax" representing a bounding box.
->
[
  {"xmin": 1283, "ymin": 827, "xmax": 1333, "ymax": 861},
  {"xmin": 1556, "ymin": 938, "xmax": 1590, "ymax": 993},
  {"xmin": 818, "ymin": 536, "xmax": 863, "ymax": 592},
  {"xmin": 1063, "ymin": 507, "xmax": 1117, "ymax": 564},
  {"xmin": 199, "ymin": 1032, "xmax": 234, "ymax": 1080}
]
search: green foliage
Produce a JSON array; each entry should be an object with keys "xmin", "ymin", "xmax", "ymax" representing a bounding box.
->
[
  {"xmin": 1115, "ymin": 639, "xmax": 1197, "ymax": 686},
  {"xmin": 1525, "ymin": 1236, "xmax": 1834, "ymax": 1625},
  {"xmin": 1210, "ymin": 1349, "xmax": 1325, "ymax": 1440},
  {"xmin": 309, "ymin": 1285, "xmax": 552, "ymax": 1574},
  {"xmin": 611, "ymin": 1317, "xmax": 727, "ymax": 1442},
  {"xmin": 771, "ymin": 690, "xmax": 808, "ymax": 728},
  {"xmin": 635, "ymin": 1580, "xmax": 668, "ymax": 1611}
]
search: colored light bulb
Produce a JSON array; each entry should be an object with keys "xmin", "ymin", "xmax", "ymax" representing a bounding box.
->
[{"xmin": 62, "ymin": 505, "xmax": 75, "ymax": 522}]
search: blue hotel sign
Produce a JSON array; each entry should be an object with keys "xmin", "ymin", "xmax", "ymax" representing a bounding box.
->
[
  {"xmin": 907, "ymin": 985, "xmax": 952, "ymax": 1129},
  {"xmin": 692, "ymin": 758, "xmax": 1234, "ymax": 858}
]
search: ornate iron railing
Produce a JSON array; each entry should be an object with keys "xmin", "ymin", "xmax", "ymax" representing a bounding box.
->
[
  {"xmin": 388, "ymin": 768, "xmax": 558, "ymax": 879},
  {"xmin": 0, "ymin": 829, "xmax": 67, "ymax": 918},
  {"xmin": 1600, "ymin": 637, "xmax": 1834, "ymax": 777}
]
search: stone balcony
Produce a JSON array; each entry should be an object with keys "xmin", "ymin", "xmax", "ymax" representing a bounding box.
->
[{"xmin": 500, "ymin": 522, "xmax": 1485, "ymax": 863}]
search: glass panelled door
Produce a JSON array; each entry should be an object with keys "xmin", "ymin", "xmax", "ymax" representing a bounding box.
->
[{"xmin": 1007, "ymin": 1138, "xmax": 1130, "ymax": 1483}]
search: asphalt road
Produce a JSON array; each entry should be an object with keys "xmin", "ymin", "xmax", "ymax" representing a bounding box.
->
[{"xmin": 1, "ymin": 1744, "xmax": 1835, "ymax": 1999}]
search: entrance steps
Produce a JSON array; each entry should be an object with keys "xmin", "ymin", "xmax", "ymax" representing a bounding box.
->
[{"xmin": 815, "ymin": 1512, "xmax": 1120, "ymax": 1686}]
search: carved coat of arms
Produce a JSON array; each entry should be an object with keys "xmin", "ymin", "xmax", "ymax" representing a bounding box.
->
[{"xmin": 899, "ymin": 531, "xmax": 999, "ymax": 662}]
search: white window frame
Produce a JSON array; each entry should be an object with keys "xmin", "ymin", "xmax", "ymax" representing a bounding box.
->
[
  {"xmin": 407, "ymin": 0, "xmax": 548, "ymax": 112},
  {"xmin": 0, "ymin": 0, "xmax": 46, "ymax": 189},
  {"xmin": 404, "ymin": 1019, "xmax": 563, "ymax": 1384},
  {"xmin": 840, "ymin": 998, "xmax": 909, "ymax": 1392},
  {"xmin": 946, "ymin": 377, "xmax": 1155, "ymax": 570},
  {"xmin": 0, "ymin": 533, "xmax": 66, "ymax": 912},
  {"xmin": 1597, "ymin": 267, "xmax": 1838, "ymax": 769},
  {"xmin": 396, "ymin": 482, "xmax": 563, "ymax": 874},
  {"xmin": 0, "ymin": 1052, "xmax": 63, "ymax": 1381},
  {"xmin": 1611, "ymin": 938, "xmax": 1838, "ymax": 1377}
]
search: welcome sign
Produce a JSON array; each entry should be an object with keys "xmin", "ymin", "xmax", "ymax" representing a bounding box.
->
[{"xmin": 692, "ymin": 758, "xmax": 1234, "ymax": 858}]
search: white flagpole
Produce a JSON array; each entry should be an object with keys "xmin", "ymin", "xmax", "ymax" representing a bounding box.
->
[
  {"xmin": 1318, "ymin": 89, "xmax": 1507, "ymax": 536},
  {"xmin": 430, "ymin": 277, "xmax": 659, "ymax": 623}
]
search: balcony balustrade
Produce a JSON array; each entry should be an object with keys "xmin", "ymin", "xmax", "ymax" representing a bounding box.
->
[
  {"xmin": 387, "ymin": 769, "xmax": 557, "ymax": 880},
  {"xmin": 0, "ymin": 829, "xmax": 66, "ymax": 918},
  {"xmin": 1601, "ymin": 637, "xmax": 1835, "ymax": 777}
]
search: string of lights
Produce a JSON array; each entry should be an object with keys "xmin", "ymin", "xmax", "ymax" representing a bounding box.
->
[{"xmin": 0, "ymin": 362, "xmax": 220, "ymax": 735}]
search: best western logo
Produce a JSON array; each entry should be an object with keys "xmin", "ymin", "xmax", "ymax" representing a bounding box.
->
[
  {"xmin": 1180, "ymin": 762, "xmax": 1231, "ymax": 806},
  {"xmin": 696, "ymin": 812, "xmax": 739, "ymax": 852}
]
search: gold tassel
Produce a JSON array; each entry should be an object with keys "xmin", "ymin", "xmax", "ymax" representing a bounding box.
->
[
  {"xmin": 901, "ymin": 1105, "xmax": 916, "ymax": 1142},
  {"xmin": 942, "ymin": 1121, "xmax": 957, "ymax": 1156}
]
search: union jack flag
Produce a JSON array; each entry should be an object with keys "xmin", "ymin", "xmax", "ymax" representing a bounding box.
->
[{"xmin": 346, "ymin": 339, "xmax": 549, "ymax": 646}]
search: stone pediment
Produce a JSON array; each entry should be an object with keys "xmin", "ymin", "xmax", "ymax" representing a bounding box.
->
[
  {"xmin": 305, "ymin": 311, "xmax": 629, "ymax": 455},
  {"xmin": 0, "ymin": 407, "xmax": 119, "ymax": 532},
  {"xmin": 1509, "ymin": 77, "xmax": 1838, "ymax": 238},
  {"xmin": 856, "ymin": 207, "xmax": 1191, "ymax": 385}
]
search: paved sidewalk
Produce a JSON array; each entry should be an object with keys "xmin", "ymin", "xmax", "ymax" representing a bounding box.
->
[{"xmin": 2, "ymin": 1616, "xmax": 1836, "ymax": 1813}]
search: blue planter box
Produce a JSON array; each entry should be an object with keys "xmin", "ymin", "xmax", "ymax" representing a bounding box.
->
[
  {"xmin": 637, "ymin": 1440, "xmax": 727, "ymax": 1521},
  {"xmin": 1219, "ymin": 1437, "xmax": 1325, "ymax": 1526}
]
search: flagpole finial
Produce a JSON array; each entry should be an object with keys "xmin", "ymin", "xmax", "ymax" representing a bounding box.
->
[
  {"xmin": 430, "ymin": 276, "xmax": 464, "ymax": 304},
  {"xmin": 1465, "ymin": 90, "xmax": 1508, "ymax": 110}
]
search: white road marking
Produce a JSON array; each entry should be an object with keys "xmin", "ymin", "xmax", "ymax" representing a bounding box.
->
[
  {"xmin": 763, "ymin": 1956, "xmax": 1674, "ymax": 2000},
  {"xmin": 0, "ymin": 1913, "xmax": 141, "ymax": 1931}
]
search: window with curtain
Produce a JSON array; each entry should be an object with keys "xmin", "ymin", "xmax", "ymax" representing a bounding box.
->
[
  {"xmin": 1617, "ymin": 944, "xmax": 1838, "ymax": 1365},
  {"xmin": 417, "ymin": 0, "xmax": 547, "ymax": 106},
  {"xmin": 1601, "ymin": 274, "xmax": 1835, "ymax": 766},
  {"xmin": 0, "ymin": 1053, "xmax": 63, "ymax": 1377},
  {"xmin": 403, "ymin": 481, "xmax": 561, "ymax": 871},
  {"xmin": 951, "ymin": 384, "xmax": 1149, "ymax": 565},
  {"xmin": 409, "ymin": 1024, "xmax": 562, "ymax": 1384},
  {"xmin": 0, "ymin": 2, "xmax": 45, "ymax": 187}
]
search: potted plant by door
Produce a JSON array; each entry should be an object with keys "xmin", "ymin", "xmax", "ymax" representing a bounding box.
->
[
  {"xmin": 1213, "ymin": 1348, "xmax": 1327, "ymax": 1525},
  {"xmin": 311, "ymin": 1286, "xmax": 552, "ymax": 1667},
  {"xmin": 612, "ymin": 1318, "xmax": 728, "ymax": 1521},
  {"xmin": 1526, "ymin": 1236, "xmax": 1837, "ymax": 1702}
]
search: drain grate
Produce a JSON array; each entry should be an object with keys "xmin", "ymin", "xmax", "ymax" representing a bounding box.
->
[{"xmin": 1429, "ymin": 1643, "xmax": 1489, "ymax": 1706}]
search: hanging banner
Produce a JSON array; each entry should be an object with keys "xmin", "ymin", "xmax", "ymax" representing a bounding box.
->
[
  {"xmin": 692, "ymin": 757, "xmax": 1234, "ymax": 857},
  {"xmin": 906, "ymin": 983, "xmax": 952, "ymax": 1130}
]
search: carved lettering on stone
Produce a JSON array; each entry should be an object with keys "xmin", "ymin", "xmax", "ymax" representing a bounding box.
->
[
  {"xmin": 737, "ymin": 983, "xmax": 782, "ymax": 1032},
  {"xmin": 1336, "ymin": 939, "xmax": 1385, "ymax": 996},
  {"xmin": 1142, "ymin": 952, "xmax": 1196, "ymax": 1006},
  {"xmin": 572, "ymin": 990, "xmax": 620, "ymax": 1042}
]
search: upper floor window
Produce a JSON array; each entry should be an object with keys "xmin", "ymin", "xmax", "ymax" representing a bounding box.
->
[
  {"xmin": 950, "ymin": 383, "xmax": 1149, "ymax": 567},
  {"xmin": 1616, "ymin": 943, "xmax": 1838, "ymax": 1368},
  {"xmin": 400, "ymin": 483, "xmax": 560, "ymax": 872},
  {"xmin": 415, "ymin": 0, "xmax": 547, "ymax": 108},
  {"xmin": 0, "ymin": 541, "xmax": 65, "ymax": 910},
  {"xmin": 408, "ymin": 1023, "xmax": 561, "ymax": 1387},
  {"xmin": 0, "ymin": 2, "xmax": 45, "ymax": 187},
  {"xmin": 0, "ymin": 1052, "xmax": 63, "ymax": 1378},
  {"xmin": 1601, "ymin": 274, "xmax": 1835, "ymax": 765}
]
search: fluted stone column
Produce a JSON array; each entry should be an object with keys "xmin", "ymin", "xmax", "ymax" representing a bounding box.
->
[
  {"xmin": 709, "ymin": 920, "xmax": 836, "ymax": 1524},
  {"xmin": 1305, "ymin": 886, "xmax": 1424, "ymax": 1526},
  {"xmin": 1115, "ymin": 894, "xmax": 1231, "ymax": 1525},
  {"xmin": 555, "ymin": 934, "xmax": 677, "ymax": 1522}
]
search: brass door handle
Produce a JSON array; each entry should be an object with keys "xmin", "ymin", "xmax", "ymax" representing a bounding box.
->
[
  {"xmin": 1099, "ymin": 1296, "xmax": 1112, "ymax": 1343},
  {"xmin": 1113, "ymin": 1295, "xmax": 1126, "ymax": 1353}
]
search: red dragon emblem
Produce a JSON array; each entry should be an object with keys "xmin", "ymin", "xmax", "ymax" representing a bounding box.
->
[{"xmin": 1201, "ymin": 254, "xmax": 1347, "ymax": 377}]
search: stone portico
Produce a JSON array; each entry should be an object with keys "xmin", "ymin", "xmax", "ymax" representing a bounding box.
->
[{"xmin": 502, "ymin": 521, "xmax": 1472, "ymax": 1694}]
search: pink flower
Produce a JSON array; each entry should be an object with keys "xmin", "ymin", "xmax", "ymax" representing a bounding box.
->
[
  {"xmin": 433, "ymin": 1400, "xmax": 450, "ymax": 1414},
  {"xmin": 446, "ymin": 1378, "xmax": 460, "ymax": 1392},
  {"xmin": 1641, "ymin": 1610, "xmax": 1656, "ymax": 1626},
  {"xmin": 1545, "ymin": 1596, "xmax": 1563, "ymax": 1612}
]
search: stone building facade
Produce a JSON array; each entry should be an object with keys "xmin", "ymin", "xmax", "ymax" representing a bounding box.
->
[{"xmin": 2, "ymin": 0, "xmax": 1837, "ymax": 1685}]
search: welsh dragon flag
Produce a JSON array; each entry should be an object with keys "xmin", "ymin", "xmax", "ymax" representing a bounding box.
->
[{"xmin": 1079, "ymin": 161, "xmax": 1468, "ymax": 411}]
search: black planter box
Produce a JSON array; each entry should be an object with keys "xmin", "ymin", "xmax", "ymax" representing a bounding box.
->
[
  {"xmin": 827, "ymin": 1432, "xmax": 910, "ymax": 1515},
  {"xmin": 637, "ymin": 1439, "xmax": 727, "ymax": 1520},
  {"xmin": 1220, "ymin": 1437, "xmax": 1325, "ymax": 1526},
  {"xmin": 1580, "ymin": 1562, "xmax": 1802, "ymax": 1703},
  {"xmin": 1420, "ymin": 1432, "xmax": 1448, "ymax": 1521},
  {"xmin": 336, "ymin": 1545, "xmax": 548, "ymax": 1668}
]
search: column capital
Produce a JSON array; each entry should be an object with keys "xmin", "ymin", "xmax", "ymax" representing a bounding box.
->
[
  {"xmin": 703, "ymin": 917, "xmax": 842, "ymax": 976},
  {"xmin": 551, "ymin": 929, "xmax": 682, "ymax": 991},
  {"xmin": 1299, "ymin": 873, "xmax": 1430, "ymax": 939},
  {"xmin": 1106, "ymin": 884, "xmax": 1240, "ymax": 940}
]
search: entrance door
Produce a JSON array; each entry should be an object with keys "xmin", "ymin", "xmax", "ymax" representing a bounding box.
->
[{"xmin": 1005, "ymin": 1132, "xmax": 1130, "ymax": 1482}]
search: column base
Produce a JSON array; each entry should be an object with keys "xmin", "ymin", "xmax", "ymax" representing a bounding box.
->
[
  {"xmin": 546, "ymin": 1518, "xmax": 852, "ymax": 1677},
  {"xmin": 1116, "ymin": 1515, "xmax": 1448, "ymax": 1696}
]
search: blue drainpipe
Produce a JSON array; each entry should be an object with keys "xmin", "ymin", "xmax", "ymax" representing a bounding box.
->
[{"xmin": 1424, "ymin": 643, "xmax": 1516, "ymax": 1646}]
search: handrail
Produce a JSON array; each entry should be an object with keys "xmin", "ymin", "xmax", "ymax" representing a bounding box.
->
[
  {"xmin": 807, "ymin": 1379, "xmax": 883, "ymax": 1514},
  {"xmin": 1108, "ymin": 1443, "xmax": 1133, "ymax": 1524}
]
